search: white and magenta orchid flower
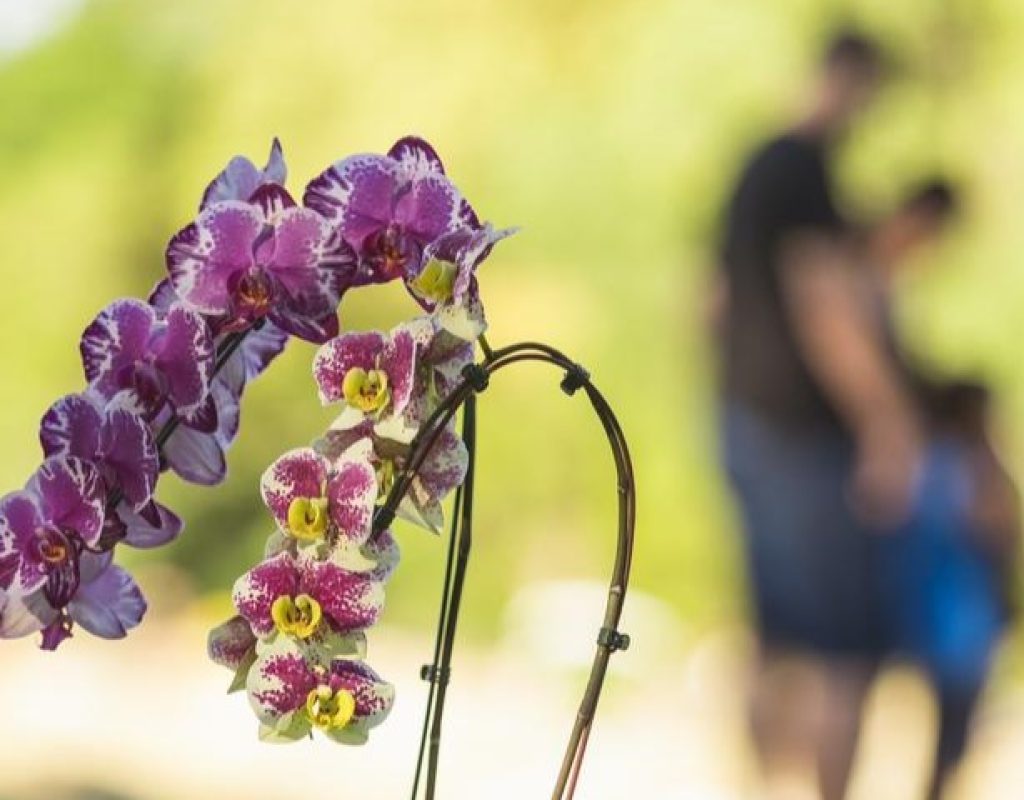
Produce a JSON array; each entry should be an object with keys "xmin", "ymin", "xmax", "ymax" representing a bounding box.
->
[
  {"xmin": 232, "ymin": 550, "xmax": 384, "ymax": 642},
  {"xmin": 247, "ymin": 635, "xmax": 394, "ymax": 744},
  {"xmin": 313, "ymin": 324, "xmax": 418, "ymax": 429}
]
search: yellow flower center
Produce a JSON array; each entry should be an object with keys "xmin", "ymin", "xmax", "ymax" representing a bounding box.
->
[
  {"xmin": 286, "ymin": 496, "xmax": 330, "ymax": 541},
  {"xmin": 270, "ymin": 593, "xmax": 322, "ymax": 639},
  {"xmin": 305, "ymin": 685, "xmax": 356, "ymax": 730},
  {"xmin": 342, "ymin": 367, "xmax": 390, "ymax": 414},
  {"xmin": 410, "ymin": 259, "xmax": 457, "ymax": 303}
]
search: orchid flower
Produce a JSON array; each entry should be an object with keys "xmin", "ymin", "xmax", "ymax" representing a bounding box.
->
[
  {"xmin": 0, "ymin": 550, "xmax": 145, "ymax": 649},
  {"xmin": 260, "ymin": 442, "xmax": 377, "ymax": 548},
  {"xmin": 80, "ymin": 298, "xmax": 216, "ymax": 430},
  {"xmin": 312, "ymin": 324, "xmax": 418, "ymax": 430},
  {"xmin": 0, "ymin": 456, "xmax": 105, "ymax": 602},
  {"xmin": 304, "ymin": 137, "xmax": 475, "ymax": 286},
  {"xmin": 233, "ymin": 550, "xmax": 384, "ymax": 642},
  {"xmin": 318, "ymin": 423, "xmax": 467, "ymax": 533},
  {"xmin": 247, "ymin": 635, "xmax": 394, "ymax": 744},
  {"xmin": 407, "ymin": 223, "xmax": 515, "ymax": 341},
  {"xmin": 167, "ymin": 184, "xmax": 355, "ymax": 344},
  {"xmin": 148, "ymin": 278, "xmax": 289, "ymax": 486},
  {"xmin": 38, "ymin": 392, "xmax": 181, "ymax": 547}
]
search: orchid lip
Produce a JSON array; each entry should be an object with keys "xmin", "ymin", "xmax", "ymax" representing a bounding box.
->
[
  {"xmin": 229, "ymin": 269, "xmax": 275, "ymax": 321},
  {"xmin": 32, "ymin": 527, "xmax": 75, "ymax": 567},
  {"xmin": 365, "ymin": 224, "xmax": 414, "ymax": 281},
  {"xmin": 43, "ymin": 553, "xmax": 82, "ymax": 609},
  {"xmin": 116, "ymin": 362, "xmax": 168, "ymax": 415}
]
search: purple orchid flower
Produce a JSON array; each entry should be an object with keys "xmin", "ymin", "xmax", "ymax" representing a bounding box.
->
[
  {"xmin": 40, "ymin": 392, "xmax": 158, "ymax": 511},
  {"xmin": 260, "ymin": 443, "xmax": 377, "ymax": 548},
  {"xmin": 0, "ymin": 550, "xmax": 146, "ymax": 649},
  {"xmin": 166, "ymin": 184, "xmax": 356, "ymax": 344},
  {"xmin": 201, "ymin": 138, "xmax": 287, "ymax": 211},
  {"xmin": 147, "ymin": 279, "xmax": 289, "ymax": 486},
  {"xmin": 39, "ymin": 391, "xmax": 180, "ymax": 548},
  {"xmin": 303, "ymin": 137, "xmax": 474, "ymax": 287},
  {"xmin": 0, "ymin": 457, "xmax": 105, "ymax": 606},
  {"xmin": 408, "ymin": 222, "xmax": 515, "ymax": 341},
  {"xmin": 233, "ymin": 550, "xmax": 384, "ymax": 641},
  {"xmin": 312, "ymin": 324, "xmax": 418, "ymax": 430},
  {"xmin": 80, "ymin": 298, "xmax": 216, "ymax": 430},
  {"xmin": 247, "ymin": 636, "xmax": 394, "ymax": 744}
]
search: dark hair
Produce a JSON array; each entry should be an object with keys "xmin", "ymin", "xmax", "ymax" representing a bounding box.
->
[
  {"xmin": 823, "ymin": 29, "xmax": 883, "ymax": 75},
  {"xmin": 903, "ymin": 179, "xmax": 959, "ymax": 221}
]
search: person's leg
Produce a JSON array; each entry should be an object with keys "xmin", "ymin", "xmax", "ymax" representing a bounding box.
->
[
  {"xmin": 747, "ymin": 645, "xmax": 822, "ymax": 793},
  {"xmin": 925, "ymin": 682, "xmax": 983, "ymax": 800},
  {"xmin": 816, "ymin": 658, "xmax": 876, "ymax": 800},
  {"xmin": 723, "ymin": 405, "xmax": 875, "ymax": 798}
]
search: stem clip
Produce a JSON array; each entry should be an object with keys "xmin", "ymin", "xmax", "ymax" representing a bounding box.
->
[
  {"xmin": 420, "ymin": 664, "xmax": 452, "ymax": 686},
  {"xmin": 597, "ymin": 627, "xmax": 631, "ymax": 653},
  {"xmin": 560, "ymin": 363, "xmax": 590, "ymax": 396},
  {"xmin": 461, "ymin": 363, "xmax": 490, "ymax": 393}
]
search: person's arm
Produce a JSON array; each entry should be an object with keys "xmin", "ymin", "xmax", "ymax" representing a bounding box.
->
[{"xmin": 781, "ymin": 233, "xmax": 922, "ymax": 524}]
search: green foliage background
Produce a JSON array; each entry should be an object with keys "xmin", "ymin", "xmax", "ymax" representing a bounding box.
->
[{"xmin": 2, "ymin": 0, "xmax": 1023, "ymax": 642}]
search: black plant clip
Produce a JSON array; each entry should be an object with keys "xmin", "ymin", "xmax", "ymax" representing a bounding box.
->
[
  {"xmin": 420, "ymin": 664, "xmax": 451, "ymax": 686},
  {"xmin": 597, "ymin": 626, "xmax": 631, "ymax": 653},
  {"xmin": 462, "ymin": 363, "xmax": 490, "ymax": 393},
  {"xmin": 560, "ymin": 362, "xmax": 590, "ymax": 396}
]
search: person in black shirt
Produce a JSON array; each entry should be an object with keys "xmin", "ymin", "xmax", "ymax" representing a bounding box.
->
[{"xmin": 715, "ymin": 30, "xmax": 922, "ymax": 800}]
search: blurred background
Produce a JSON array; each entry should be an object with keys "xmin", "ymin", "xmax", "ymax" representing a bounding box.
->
[{"xmin": 2, "ymin": 0, "xmax": 1024, "ymax": 797}]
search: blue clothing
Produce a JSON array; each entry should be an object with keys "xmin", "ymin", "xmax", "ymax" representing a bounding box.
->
[
  {"xmin": 722, "ymin": 405, "xmax": 1005, "ymax": 676},
  {"xmin": 877, "ymin": 441, "xmax": 1003, "ymax": 692}
]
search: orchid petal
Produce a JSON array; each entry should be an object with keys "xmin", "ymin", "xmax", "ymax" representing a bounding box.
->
[
  {"xmin": 157, "ymin": 304, "xmax": 215, "ymax": 418},
  {"xmin": 80, "ymin": 299, "xmax": 155, "ymax": 390},
  {"xmin": 246, "ymin": 642, "xmax": 317, "ymax": 726},
  {"xmin": 167, "ymin": 202, "xmax": 262, "ymax": 315},
  {"xmin": 326, "ymin": 440, "xmax": 377, "ymax": 544},
  {"xmin": 233, "ymin": 553, "xmax": 300, "ymax": 638},
  {"xmin": 119, "ymin": 501, "xmax": 182, "ymax": 549},
  {"xmin": 162, "ymin": 423, "xmax": 227, "ymax": 486},
  {"xmin": 304, "ymin": 155, "xmax": 398, "ymax": 251},
  {"xmin": 68, "ymin": 556, "xmax": 146, "ymax": 639},
  {"xmin": 0, "ymin": 492, "xmax": 45, "ymax": 594},
  {"xmin": 393, "ymin": 173, "xmax": 462, "ymax": 244},
  {"xmin": 380, "ymin": 328, "xmax": 417, "ymax": 417},
  {"xmin": 303, "ymin": 561, "xmax": 383, "ymax": 632},
  {"xmin": 0, "ymin": 589, "xmax": 55, "ymax": 639},
  {"xmin": 312, "ymin": 331, "xmax": 387, "ymax": 405},
  {"xmin": 329, "ymin": 659, "xmax": 395, "ymax": 730},
  {"xmin": 387, "ymin": 136, "xmax": 446, "ymax": 180},
  {"xmin": 28, "ymin": 456, "xmax": 105, "ymax": 547},
  {"xmin": 360, "ymin": 529, "xmax": 401, "ymax": 583},
  {"xmin": 100, "ymin": 408, "xmax": 160, "ymax": 510},
  {"xmin": 260, "ymin": 448, "xmax": 330, "ymax": 532},
  {"xmin": 39, "ymin": 394, "xmax": 102, "ymax": 460}
]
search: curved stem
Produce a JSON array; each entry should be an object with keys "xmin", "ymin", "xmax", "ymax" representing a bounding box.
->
[{"xmin": 375, "ymin": 340, "xmax": 636, "ymax": 800}]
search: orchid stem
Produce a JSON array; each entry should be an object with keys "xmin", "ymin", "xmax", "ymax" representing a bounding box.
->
[
  {"xmin": 477, "ymin": 333, "xmax": 494, "ymax": 363},
  {"xmin": 390, "ymin": 341, "xmax": 635, "ymax": 800}
]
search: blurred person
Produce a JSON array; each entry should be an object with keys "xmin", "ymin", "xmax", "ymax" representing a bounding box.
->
[
  {"xmin": 713, "ymin": 28, "xmax": 918, "ymax": 800},
  {"xmin": 862, "ymin": 181, "xmax": 1020, "ymax": 799}
]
